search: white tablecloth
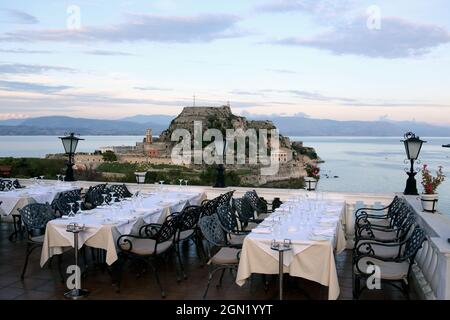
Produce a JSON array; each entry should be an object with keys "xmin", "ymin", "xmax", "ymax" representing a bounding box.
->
[
  {"xmin": 40, "ymin": 191, "xmax": 206, "ymax": 267},
  {"xmin": 236, "ymin": 198, "xmax": 346, "ymax": 300},
  {"xmin": 0, "ymin": 183, "xmax": 79, "ymax": 216}
]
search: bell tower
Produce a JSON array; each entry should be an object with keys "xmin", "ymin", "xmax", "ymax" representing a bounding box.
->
[{"xmin": 145, "ymin": 129, "xmax": 153, "ymax": 144}]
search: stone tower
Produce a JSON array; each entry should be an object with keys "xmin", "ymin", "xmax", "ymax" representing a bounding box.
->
[{"xmin": 145, "ymin": 129, "xmax": 152, "ymax": 144}]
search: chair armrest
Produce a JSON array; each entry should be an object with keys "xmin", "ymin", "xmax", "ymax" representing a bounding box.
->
[
  {"xmin": 117, "ymin": 234, "xmax": 152, "ymax": 252},
  {"xmin": 139, "ymin": 223, "xmax": 162, "ymax": 237}
]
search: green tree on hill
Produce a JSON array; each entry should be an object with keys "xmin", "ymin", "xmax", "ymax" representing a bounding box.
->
[{"xmin": 102, "ymin": 151, "xmax": 117, "ymax": 162}]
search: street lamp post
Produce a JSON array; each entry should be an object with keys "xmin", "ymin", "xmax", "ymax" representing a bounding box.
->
[
  {"xmin": 59, "ymin": 133, "xmax": 83, "ymax": 182},
  {"xmin": 401, "ymin": 132, "xmax": 426, "ymax": 195}
]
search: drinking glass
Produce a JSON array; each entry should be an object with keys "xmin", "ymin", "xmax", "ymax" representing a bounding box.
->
[
  {"xmin": 68, "ymin": 203, "xmax": 75, "ymax": 217},
  {"xmin": 76, "ymin": 200, "xmax": 83, "ymax": 214},
  {"xmin": 102, "ymin": 194, "xmax": 108, "ymax": 206}
]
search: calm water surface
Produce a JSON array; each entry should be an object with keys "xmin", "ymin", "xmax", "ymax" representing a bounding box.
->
[{"xmin": 1, "ymin": 135, "xmax": 450, "ymax": 214}]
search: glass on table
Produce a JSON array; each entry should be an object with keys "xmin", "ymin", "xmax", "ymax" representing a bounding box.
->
[
  {"xmin": 68, "ymin": 202, "xmax": 75, "ymax": 217},
  {"xmin": 101, "ymin": 194, "xmax": 108, "ymax": 206},
  {"xmin": 76, "ymin": 200, "xmax": 83, "ymax": 214}
]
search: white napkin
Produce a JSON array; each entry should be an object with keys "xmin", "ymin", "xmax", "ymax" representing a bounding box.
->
[{"xmin": 252, "ymin": 227, "xmax": 272, "ymax": 234}]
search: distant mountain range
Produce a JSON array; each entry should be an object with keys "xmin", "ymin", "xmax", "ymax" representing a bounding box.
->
[{"xmin": 1, "ymin": 114, "xmax": 450, "ymax": 137}]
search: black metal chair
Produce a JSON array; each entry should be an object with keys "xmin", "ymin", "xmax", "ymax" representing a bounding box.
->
[
  {"xmin": 200, "ymin": 191, "xmax": 235, "ymax": 217},
  {"xmin": 116, "ymin": 213, "xmax": 181, "ymax": 297},
  {"xmin": 232, "ymin": 197, "xmax": 262, "ymax": 230},
  {"xmin": 243, "ymin": 190, "xmax": 280, "ymax": 218},
  {"xmin": 198, "ymin": 214, "xmax": 241, "ymax": 299},
  {"xmin": 355, "ymin": 196, "xmax": 403, "ymax": 231},
  {"xmin": 18, "ymin": 203, "xmax": 57, "ymax": 279},
  {"xmin": 353, "ymin": 225, "xmax": 427, "ymax": 299},
  {"xmin": 85, "ymin": 185, "xmax": 110, "ymax": 209},
  {"xmin": 52, "ymin": 190, "xmax": 85, "ymax": 216},
  {"xmin": 355, "ymin": 202, "xmax": 413, "ymax": 242},
  {"xmin": 107, "ymin": 184, "xmax": 133, "ymax": 199},
  {"xmin": 172, "ymin": 205, "xmax": 205, "ymax": 277},
  {"xmin": 12, "ymin": 179, "xmax": 23, "ymax": 189},
  {"xmin": 216, "ymin": 204, "xmax": 250, "ymax": 248},
  {"xmin": 0, "ymin": 179, "xmax": 14, "ymax": 191}
]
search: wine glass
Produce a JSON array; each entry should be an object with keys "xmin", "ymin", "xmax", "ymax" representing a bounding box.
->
[
  {"xmin": 184, "ymin": 179, "xmax": 188, "ymax": 187},
  {"xmin": 68, "ymin": 203, "xmax": 75, "ymax": 217},
  {"xmin": 109, "ymin": 191, "xmax": 116, "ymax": 202},
  {"xmin": 76, "ymin": 200, "xmax": 83, "ymax": 214},
  {"xmin": 56, "ymin": 174, "xmax": 61, "ymax": 183},
  {"xmin": 62, "ymin": 175, "xmax": 66, "ymax": 182},
  {"xmin": 159, "ymin": 180, "xmax": 164, "ymax": 192},
  {"xmin": 178, "ymin": 179, "xmax": 183, "ymax": 190},
  {"xmin": 102, "ymin": 194, "xmax": 108, "ymax": 206}
]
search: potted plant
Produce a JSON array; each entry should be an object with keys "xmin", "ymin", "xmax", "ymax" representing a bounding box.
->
[
  {"xmin": 304, "ymin": 163, "xmax": 320, "ymax": 191},
  {"xmin": 420, "ymin": 164, "xmax": 445, "ymax": 213}
]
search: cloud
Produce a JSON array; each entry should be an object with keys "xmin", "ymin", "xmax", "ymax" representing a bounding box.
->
[
  {"xmin": 229, "ymin": 90, "xmax": 263, "ymax": 96},
  {"xmin": 272, "ymin": 16, "xmax": 450, "ymax": 58},
  {"xmin": 83, "ymin": 50, "xmax": 134, "ymax": 56},
  {"xmin": 0, "ymin": 80, "xmax": 72, "ymax": 94},
  {"xmin": 134, "ymin": 86, "xmax": 172, "ymax": 91},
  {"xmin": 0, "ymin": 13, "xmax": 242, "ymax": 43},
  {"xmin": 0, "ymin": 48, "xmax": 52, "ymax": 54},
  {"xmin": 0, "ymin": 9, "xmax": 38, "ymax": 24},
  {"xmin": 266, "ymin": 68, "xmax": 298, "ymax": 74},
  {"xmin": 256, "ymin": 0, "xmax": 353, "ymax": 18},
  {"xmin": 0, "ymin": 63, "xmax": 77, "ymax": 75}
]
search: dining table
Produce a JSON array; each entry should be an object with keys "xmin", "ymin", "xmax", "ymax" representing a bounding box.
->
[
  {"xmin": 40, "ymin": 190, "xmax": 206, "ymax": 267},
  {"xmin": 235, "ymin": 196, "xmax": 347, "ymax": 300},
  {"xmin": 0, "ymin": 181, "xmax": 79, "ymax": 216}
]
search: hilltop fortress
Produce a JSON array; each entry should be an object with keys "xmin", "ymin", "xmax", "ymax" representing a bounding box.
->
[{"xmin": 59, "ymin": 105, "xmax": 319, "ymax": 186}]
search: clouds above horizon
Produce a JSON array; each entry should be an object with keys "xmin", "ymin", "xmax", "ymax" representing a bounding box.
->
[
  {"xmin": 0, "ymin": 63, "xmax": 77, "ymax": 75},
  {"xmin": 0, "ymin": 48, "xmax": 52, "ymax": 54},
  {"xmin": 0, "ymin": 13, "xmax": 242, "ymax": 43},
  {"xmin": 256, "ymin": 0, "xmax": 354, "ymax": 17},
  {"xmin": 0, "ymin": 80, "xmax": 72, "ymax": 94},
  {"xmin": 83, "ymin": 50, "xmax": 134, "ymax": 56},
  {"xmin": 272, "ymin": 16, "xmax": 450, "ymax": 58},
  {"xmin": 0, "ymin": 9, "xmax": 38, "ymax": 24}
]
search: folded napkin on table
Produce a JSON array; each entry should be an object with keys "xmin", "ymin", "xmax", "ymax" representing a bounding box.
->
[{"xmin": 252, "ymin": 227, "xmax": 272, "ymax": 234}]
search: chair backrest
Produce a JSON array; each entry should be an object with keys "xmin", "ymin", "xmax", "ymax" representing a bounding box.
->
[
  {"xmin": 387, "ymin": 196, "xmax": 403, "ymax": 219},
  {"xmin": 19, "ymin": 203, "xmax": 55, "ymax": 237},
  {"xmin": 200, "ymin": 191, "xmax": 234, "ymax": 217},
  {"xmin": 178, "ymin": 205, "xmax": 202, "ymax": 232},
  {"xmin": 232, "ymin": 197, "xmax": 255, "ymax": 222},
  {"xmin": 404, "ymin": 226, "xmax": 427, "ymax": 260},
  {"xmin": 216, "ymin": 204, "xmax": 240, "ymax": 233},
  {"xmin": 12, "ymin": 179, "xmax": 22, "ymax": 189},
  {"xmin": 390, "ymin": 202, "xmax": 411, "ymax": 229},
  {"xmin": 53, "ymin": 190, "xmax": 83, "ymax": 215},
  {"xmin": 243, "ymin": 190, "xmax": 267, "ymax": 214},
  {"xmin": 198, "ymin": 214, "xmax": 227, "ymax": 247},
  {"xmin": 155, "ymin": 214, "xmax": 180, "ymax": 243},
  {"xmin": 108, "ymin": 184, "xmax": 132, "ymax": 199},
  {"xmin": 85, "ymin": 185, "xmax": 109, "ymax": 208},
  {"xmin": 0, "ymin": 179, "xmax": 13, "ymax": 191}
]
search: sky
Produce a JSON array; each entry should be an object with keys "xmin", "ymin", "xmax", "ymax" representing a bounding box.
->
[{"xmin": 1, "ymin": 0, "xmax": 450, "ymax": 125}]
